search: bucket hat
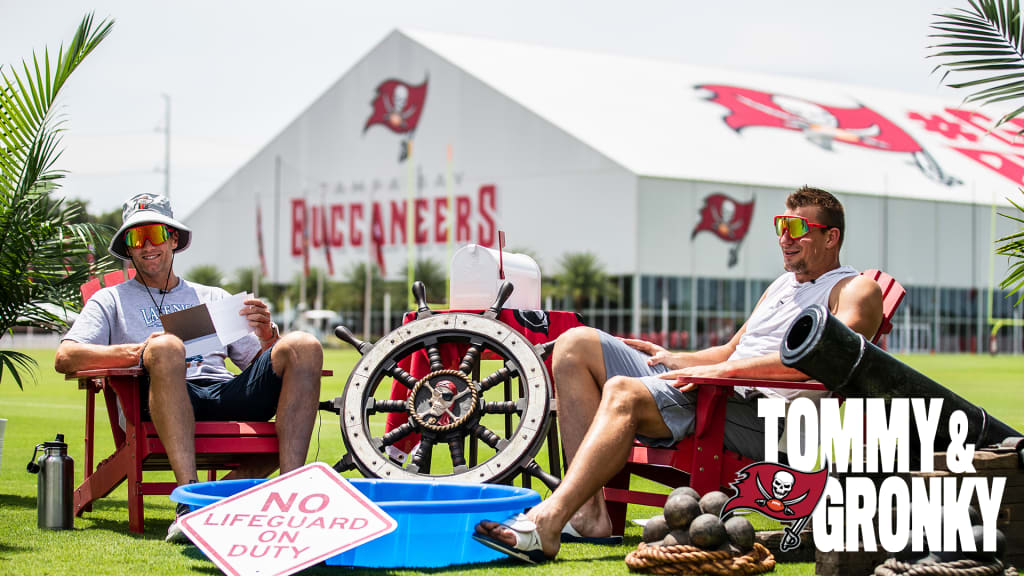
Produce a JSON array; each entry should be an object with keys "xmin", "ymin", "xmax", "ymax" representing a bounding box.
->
[{"xmin": 108, "ymin": 193, "xmax": 192, "ymax": 261}]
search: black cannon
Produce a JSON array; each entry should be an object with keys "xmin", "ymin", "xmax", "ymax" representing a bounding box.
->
[{"xmin": 780, "ymin": 304, "xmax": 1023, "ymax": 464}]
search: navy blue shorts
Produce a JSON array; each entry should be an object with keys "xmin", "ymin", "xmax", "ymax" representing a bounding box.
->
[{"xmin": 141, "ymin": 347, "xmax": 283, "ymax": 422}]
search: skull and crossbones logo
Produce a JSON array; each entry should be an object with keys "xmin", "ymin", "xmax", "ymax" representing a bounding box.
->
[
  {"xmin": 735, "ymin": 93, "xmax": 885, "ymax": 152},
  {"xmin": 710, "ymin": 197, "xmax": 737, "ymax": 237},
  {"xmin": 754, "ymin": 470, "xmax": 807, "ymax": 515},
  {"xmin": 425, "ymin": 380, "xmax": 459, "ymax": 425},
  {"xmin": 384, "ymin": 84, "xmax": 417, "ymax": 131}
]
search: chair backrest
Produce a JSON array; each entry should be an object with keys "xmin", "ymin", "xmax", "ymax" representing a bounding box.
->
[
  {"xmin": 861, "ymin": 269, "xmax": 906, "ymax": 344},
  {"xmin": 81, "ymin": 269, "xmax": 137, "ymax": 304}
]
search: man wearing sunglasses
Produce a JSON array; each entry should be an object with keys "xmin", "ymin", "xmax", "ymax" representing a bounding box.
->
[
  {"xmin": 55, "ymin": 193, "xmax": 324, "ymax": 543},
  {"xmin": 474, "ymin": 186, "xmax": 883, "ymax": 563}
]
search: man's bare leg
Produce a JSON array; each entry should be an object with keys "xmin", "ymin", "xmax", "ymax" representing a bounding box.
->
[
  {"xmin": 144, "ymin": 334, "xmax": 197, "ymax": 485},
  {"xmin": 550, "ymin": 327, "xmax": 610, "ymax": 537},
  {"xmin": 270, "ymin": 332, "xmax": 323, "ymax": 473},
  {"xmin": 477, "ymin": 375, "xmax": 673, "ymax": 559}
]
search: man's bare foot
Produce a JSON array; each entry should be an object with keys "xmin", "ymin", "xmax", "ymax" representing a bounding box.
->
[
  {"xmin": 566, "ymin": 506, "xmax": 614, "ymax": 539},
  {"xmin": 474, "ymin": 510, "xmax": 561, "ymax": 561}
]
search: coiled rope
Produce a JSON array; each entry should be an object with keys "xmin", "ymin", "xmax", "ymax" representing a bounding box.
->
[
  {"xmin": 625, "ymin": 542, "xmax": 776, "ymax": 575},
  {"xmin": 874, "ymin": 558, "xmax": 1017, "ymax": 576}
]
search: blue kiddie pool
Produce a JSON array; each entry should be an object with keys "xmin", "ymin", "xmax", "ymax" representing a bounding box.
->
[{"xmin": 171, "ymin": 477, "xmax": 541, "ymax": 568}]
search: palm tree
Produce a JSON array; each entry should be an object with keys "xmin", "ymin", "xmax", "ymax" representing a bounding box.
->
[
  {"xmin": 410, "ymin": 258, "xmax": 448, "ymax": 305},
  {"xmin": 0, "ymin": 14, "xmax": 115, "ymax": 388},
  {"xmin": 930, "ymin": 0, "xmax": 1024, "ymax": 303},
  {"xmin": 184, "ymin": 265, "xmax": 226, "ymax": 287},
  {"xmin": 551, "ymin": 252, "xmax": 619, "ymax": 311},
  {"xmin": 224, "ymin": 266, "xmax": 281, "ymax": 303},
  {"xmin": 341, "ymin": 263, "xmax": 392, "ymax": 310}
]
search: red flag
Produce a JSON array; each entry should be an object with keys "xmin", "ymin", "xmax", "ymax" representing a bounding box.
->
[
  {"xmin": 256, "ymin": 206, "xmax": 268, "ymax": 277},
  {"xmin": 363, "ymin": 78, "xmax": 429, "ymax": 135},
  {"xmin": 302, "ymin": 204, "xmax": 310, "ymax": 279},
  {"xmin": 371, "ymin": 202, "xmax": 386, "ymax": 276},
  {"xmin": 691, "ymin": 193, "xmax": 755, "ymax": 243},
  {"xmin": 698, "ymin": 84, "xmax": 924, "ymax": 153},
  {"xmin": 320, "ymin": 204, "xmax": 334, "ymax": 276},
  {"xmin": 722, "ymin": 462, "xmax": 828, "ymax": 522}
]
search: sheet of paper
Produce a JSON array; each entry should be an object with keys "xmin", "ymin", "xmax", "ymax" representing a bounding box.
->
[
  {"xmin": 183, "ymin": 333, "xmax": 222, "ymax": 358},
  {"xmin": 208, "ymin": 292, "xmax": 254, "ymax": 348},
  {"xmin": 159, "ymin": 304, "xmax": 220, "ymax": 357},
  {"xmin": 159, "ymin": 292, "xmax": 254, "ymax": 358}
]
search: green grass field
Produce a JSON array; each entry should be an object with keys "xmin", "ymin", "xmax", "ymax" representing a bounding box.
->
[{"xmin": 1, "ymin": 348, "xmax": 1022, "ymax": 575}]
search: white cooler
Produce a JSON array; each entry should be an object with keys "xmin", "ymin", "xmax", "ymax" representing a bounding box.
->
[{"xmin": 449, "ymin": 244, "xmax": 541, "ymax": 310}]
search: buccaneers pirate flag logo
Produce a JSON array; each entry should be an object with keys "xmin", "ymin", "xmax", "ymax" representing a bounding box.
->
[
  {"xmin": 697, "ymin": 84, "xmax": 960, "ymax": 187},
  {"xmin": 722, "ymin": 462, "xmax": 828, "ymax": 552},
  {"xmin": 364, "ymin": 77, "xmax": 429, "ymax": 162},
  {"xmin": 691, "ymin": 193, "xmax": 754, "ymax": 268}
]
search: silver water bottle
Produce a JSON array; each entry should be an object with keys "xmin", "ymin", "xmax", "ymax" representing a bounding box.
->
[{"xmin": 27, "ymin": 433, "xmax": 74, "ymax": 530}]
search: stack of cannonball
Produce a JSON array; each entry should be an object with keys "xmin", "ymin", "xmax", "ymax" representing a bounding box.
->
[{"xmin": 641, "ymin": 487, "xmax": 755, "ymax": 554}]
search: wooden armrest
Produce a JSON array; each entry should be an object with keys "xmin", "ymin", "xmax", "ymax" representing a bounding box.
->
[
  {"xmin": 67, "ymin": 367, "xmax": 331, "ymax": 380},
  {"xmin": 684, "ymin": 376, "xmax": 827, "ymax": 391},
  {"xmin": 66, "ymin": 367, "xmax": 145, "ymax": 380}
]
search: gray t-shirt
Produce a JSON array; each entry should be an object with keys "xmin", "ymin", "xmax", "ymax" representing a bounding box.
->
[{"xmin": 63, "ymin": 277, "xmax": 261, "ymax": 383}]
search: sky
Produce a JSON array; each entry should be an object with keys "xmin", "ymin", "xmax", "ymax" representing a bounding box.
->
[{"xmin": 0, "ymin": 0, "xmax": 966, "ymax": 219}]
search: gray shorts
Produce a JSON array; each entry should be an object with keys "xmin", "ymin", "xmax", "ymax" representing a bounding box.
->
[{"xmin": 598, "ymin": 331, "xmax": 770, "ymax": 461}]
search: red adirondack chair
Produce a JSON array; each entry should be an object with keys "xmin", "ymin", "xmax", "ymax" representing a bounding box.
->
[
  {"xmin": 68, "ymin": 270, "xmax": 330, "ymax": 533},
  {"xmin": 601, "ymin": 269, "xmax": 905, "ymax": 535}
]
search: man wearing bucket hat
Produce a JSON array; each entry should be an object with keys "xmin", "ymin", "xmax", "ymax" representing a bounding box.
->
[{"xmin": 55, "ymin": 193, "xmax": 323, "ymax": 543}]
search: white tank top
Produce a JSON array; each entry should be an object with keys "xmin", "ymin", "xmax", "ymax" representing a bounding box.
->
[{"xmin": 732, "ymin": 265, "xmax": 858, "ymax": 400}]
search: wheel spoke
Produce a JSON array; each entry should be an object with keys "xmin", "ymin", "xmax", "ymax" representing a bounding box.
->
[
  {"xmin": 407, "ymin": 438, "xmax": 433, "ymax": 473},
  {"xmin": 469, "ymin": 424, "xmax": 507, "ymax": 450},
  {"xmin": 459, "ymin": 343, "xmax": 482, "ymax": 374},
  {"xmin": 482, "ymin": 400, "xmax": 518, "ymax": 414},
  {"xmin": 448, "ymin": 439, "xmax": 466, "ymax": 469},
  {"xmin": 426, "ymin": 343, "xmax": 445, "ymax": 372},
  {"xmin": 368, "ymin": 399, "xmax": 407, "ymax": 413},
  {"xmin": 383, "ymin": 362, "xmax": 419, "ymax": 389},
  {"xmin": 380, "ymin": 422, "xmax": 415, "ymax": 447},
  {"xmin": 479, "ymin": 366, "xmax": 515, "ymax": 392}
]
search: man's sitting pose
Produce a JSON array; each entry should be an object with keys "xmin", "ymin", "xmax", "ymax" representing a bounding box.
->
[
  {"xmin": 475, "ymin": 186, "xmax": 883, "ymax": 563},
  {"xmin": 55, "ymin": 193, "xmax": 324, "ymax": 543}
]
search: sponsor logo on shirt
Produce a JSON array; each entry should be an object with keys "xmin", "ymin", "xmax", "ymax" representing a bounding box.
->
[{"xmin": 139, "ymin": 303, "xmax": 196, "ymax": 327}]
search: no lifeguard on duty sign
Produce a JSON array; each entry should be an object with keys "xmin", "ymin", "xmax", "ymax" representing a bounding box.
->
[{"xmin": 178, "ymin": 462, "xmax": 397, "ymax": 576}]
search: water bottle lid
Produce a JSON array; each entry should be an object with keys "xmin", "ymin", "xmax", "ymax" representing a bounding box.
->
[{"xmin": 43, "ymin": 433, "xmax": 67, "ymax": 448}]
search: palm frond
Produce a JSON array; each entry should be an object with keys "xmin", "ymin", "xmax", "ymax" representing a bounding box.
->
[
  {"xmin": 0, "ymin": 14, "xmax": 115, "ymax": 387},
  {"xmin": 929, "ymin": 0, "xmax": 1024, "ymax": 128},
  {"xmin": 996, "ymin": 191, "xmax": 1024, "ymax": 305},
  {"xmin": 552, "ymin": 252, "xmax": 620, "ymax": 310},
  {"xmin": 0, "ymin": 349, "xmax": 38, "ymax": 390}
]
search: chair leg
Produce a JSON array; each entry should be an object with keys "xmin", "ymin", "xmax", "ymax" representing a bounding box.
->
[
  {"xmin": 82, "ymin": 380, "xmax": 96, "ymax": 514},
  {"xmin": 604, "ymin": 468, "xmax": 631, "ymax": 536},
  {"xmin": 119, "ymin": 378, "xmax": 146, "ymax": 534},
  {"xmin": 547, "ymin": 415, "xmax": 562, "ymax": 479},
  {"xmin": 127, "ymin": 472, "xmax": 144, "ymax": 534}
]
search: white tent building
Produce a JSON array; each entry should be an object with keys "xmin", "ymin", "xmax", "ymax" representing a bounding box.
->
[{"xmin": 179, "ymin": 29, "xmax": 1024, "ymax": 353}]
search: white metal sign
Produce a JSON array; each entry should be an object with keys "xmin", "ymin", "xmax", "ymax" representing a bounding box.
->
[{"xmin": 178, "ymin": 462, "xmax": 397, "ymax": 576}]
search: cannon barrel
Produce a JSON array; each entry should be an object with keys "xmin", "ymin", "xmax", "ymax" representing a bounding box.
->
[{"xmin": 780, "ymin": 304, "xmax": 1022, "ymax": 459}]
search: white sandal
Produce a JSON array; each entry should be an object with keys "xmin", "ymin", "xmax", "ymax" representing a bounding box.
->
[{"xmin": 473, "ymin": 513, "xmax": 552, "ymax": 564}]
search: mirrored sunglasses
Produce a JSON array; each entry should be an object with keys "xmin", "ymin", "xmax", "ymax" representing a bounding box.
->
[
  {"xmin": 773, "ymin": 215, "xmax": 829, "ymax": 239},
  {"xmin": 124, "ymin": 223, "xmax": 170, "ymax": 249}
]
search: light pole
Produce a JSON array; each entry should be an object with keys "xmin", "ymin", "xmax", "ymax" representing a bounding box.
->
[{"xmin": 160, "ymin": 93, "xmax": 171, "ymax": 198}]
